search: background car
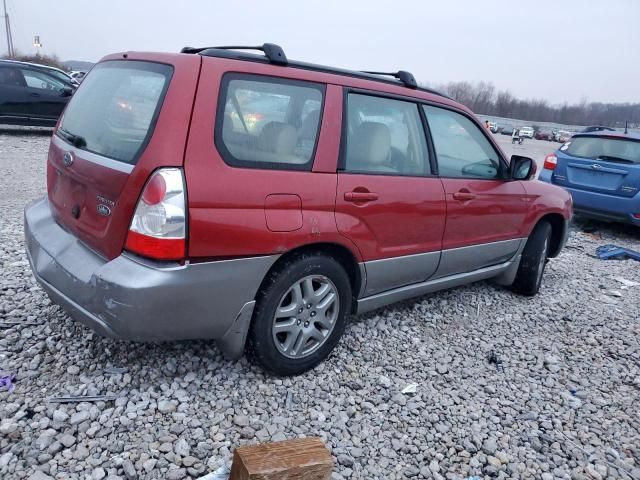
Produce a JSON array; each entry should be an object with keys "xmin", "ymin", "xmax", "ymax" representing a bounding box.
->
[
  {"xmin": 539, "ymin": 130, "xmax": 640, "ymax": 225},
  {"xmin": 500, "ymin": 126, "xmax": 515, "ymax": 135},
  {"xmin": 557, "ymin": 130, "xmax": 573, "ymax": 142},
  {"xmin": 0, "ymin": 59, "xmax": 75, "ymax": 127},
  {"xmin": 519, "ymin": 126, "xmax": 534, "ymax": 138},
  {"xmin": 535, "ymin": 129, "xmax": 553, "ymax": 141},
  {"xmin": 70, "ymin": 71, "xmax": 87, "ymax": 83},
  {"xmin": 581, "ymin": 125, "xmax": 616, "ymax": 133}
]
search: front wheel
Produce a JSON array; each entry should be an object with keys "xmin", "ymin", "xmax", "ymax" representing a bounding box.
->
[
  {"xmin": 511, "ymin": 221, "xmax": 552, "ymax": 296},
  {"xmin": 246, "ymin": 253, "xmax": 352, "ymax": 376}
]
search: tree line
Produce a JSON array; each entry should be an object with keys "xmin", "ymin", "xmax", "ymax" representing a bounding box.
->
[{"xmin": 434, "ymin": 81, "xmax": 639, "ymax": 128}]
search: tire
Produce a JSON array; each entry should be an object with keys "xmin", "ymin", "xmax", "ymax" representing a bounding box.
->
[
  {"xmin": 511, "ymin": 221, "xmax": 552, "ymax": 296},
  {"xmin": 246, "ymin": 253, "xmax": 352, "ymax": 376}
]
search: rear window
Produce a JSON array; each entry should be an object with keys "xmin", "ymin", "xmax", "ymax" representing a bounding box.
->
[
  {"xmin": 565, "ymin": 136, "xmax": 640, "ymax": 164},
  {"xmin": 215, "ymin": 74, "xmax": 324, "ymax": 170},
  {"xmin": 58, "ymin": 60, "xmax": 173, "ymax": 165}
]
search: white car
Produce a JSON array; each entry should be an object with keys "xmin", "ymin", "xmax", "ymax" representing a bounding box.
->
[{"xmin": 519, "ymin": 126, "xmax": 534, "ymax": 138}]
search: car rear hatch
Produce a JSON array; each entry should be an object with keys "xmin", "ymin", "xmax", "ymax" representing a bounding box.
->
[
  {"xmin": 47, "ymin": 53, "xmax": 201, "ymax": 260},
  {"xmin": 552, "ymin": 134, "xmax": 640, "ymax": 198}
]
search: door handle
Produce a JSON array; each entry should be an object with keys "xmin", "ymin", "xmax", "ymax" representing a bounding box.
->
[
  {"xmin": 30, "ymin": 92, "xmax": 41, "ymax": 97},
  {"xmin": 344, "ymin": 191, "xmax": 379, "ymax": 202},
  {"xmin": 452, "ymin": 190, "xmax": 476, "ymax": 201}
]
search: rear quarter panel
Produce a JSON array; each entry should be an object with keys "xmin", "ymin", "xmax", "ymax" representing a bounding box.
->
[{"xmin": 184, "ymin": 59, "xmax": 361, "ymax": 260}]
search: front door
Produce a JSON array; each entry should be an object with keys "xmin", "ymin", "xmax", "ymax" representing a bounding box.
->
[
  {"xmin": 422, "ymin": 105, "xmax": 530, "ymax": 277},
  {"xmin": 335, "ymin": 92, "xmax": 446, "ymax": 296}
]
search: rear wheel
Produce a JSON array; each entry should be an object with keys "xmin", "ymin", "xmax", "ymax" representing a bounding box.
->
[
  {"xmin": 246, "ymin": 253, "xmax": 351, "ymax": 376},
  {"xmin": 511, "ymin": 221, "xmax": 552, "ymax": 296}
]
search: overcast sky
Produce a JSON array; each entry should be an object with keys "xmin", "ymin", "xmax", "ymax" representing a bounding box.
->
[{"xmin": 6, "ymin": 0, "xmax": 639, "ymax": 104}]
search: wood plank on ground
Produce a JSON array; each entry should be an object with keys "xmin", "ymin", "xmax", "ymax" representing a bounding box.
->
[{"xmin": 229, "ymin": 437, "xmax": 333, "ymax": 480}]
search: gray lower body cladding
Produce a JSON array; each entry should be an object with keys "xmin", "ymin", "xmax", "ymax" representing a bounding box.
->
[{"xmin": 24, "ymin": 198, "xmax": 279, "ymax": 359}]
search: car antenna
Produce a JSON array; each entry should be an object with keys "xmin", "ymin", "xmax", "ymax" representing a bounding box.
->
[{"xmin": 624, "ymin": 121, "xmax": 628, "ymax": 134}]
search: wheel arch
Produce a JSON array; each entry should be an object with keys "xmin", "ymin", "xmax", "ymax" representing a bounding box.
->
[
  {"xmin": 533, "ymin": 213, "xmax": 567, "ymax": 258},
  {"xmin": 258, "ymin": 242, "xmax": 362, "ymax": 313}
]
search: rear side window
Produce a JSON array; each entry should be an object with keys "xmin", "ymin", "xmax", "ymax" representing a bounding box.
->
[
  {"xmin": 216, "ymin": 74, "xmax": 324, "ymax": 170},
  {"xmin": 343, "ymin": 93, "xmax": 429, "ymax": 176},
  {"xmin": 58, "ymin": 61, "xmax": 173, "ymax": 165},
  {"xmin": 424, "ymin": 105, "xmax": 502, "ymax": 179},
  {"xmin": 565, "ymin": 136, "xmax": 640, "ymax": 164}
]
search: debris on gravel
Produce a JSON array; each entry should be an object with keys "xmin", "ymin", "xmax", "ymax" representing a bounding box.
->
[{"xmin": 1, "ymin": 131, "xmax": 639, "ymax": 479}]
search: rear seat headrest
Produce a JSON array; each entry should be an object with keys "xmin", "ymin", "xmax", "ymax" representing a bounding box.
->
[{"xmin": 259, "ymin": 122, "xmax": 298, "ymax": 155}]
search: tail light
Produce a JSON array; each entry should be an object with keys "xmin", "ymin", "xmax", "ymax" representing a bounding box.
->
[
  {"xmin": 125, "ymin": 168, "xmax": 186, "ymax": 261},
  {"xmin": 543, "ymin": 154, "xmax": 557, "ymax": 170}
]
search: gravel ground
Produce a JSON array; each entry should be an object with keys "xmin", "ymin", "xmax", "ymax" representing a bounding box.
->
[{"xmin": 1, "ymin": 129, "xmax": 640, "ymax": 480}]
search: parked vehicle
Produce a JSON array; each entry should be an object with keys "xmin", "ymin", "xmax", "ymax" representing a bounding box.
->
[
  {"xmin": 519, "ymin": 126, "xmax": 534, "ymax": 138},
  {"xmin": 557, "ymin": 130, "xmax": 573, "ymax": 142},
  {"xmin": 70, "ymin": 71, "xmax": 87, "ymax": 83},
  {"xmin": 540, "ymin": 131, "xmax": 640, "ymax": 225},
  {"xmin": 581, "ymin": 125, "xmax": 615, "ymax": 133},
  {"xmin": 535, "ymin": 129, "xmax": 553, "ymax": 141},
  {"xmin": 24, "ymin": 44, "xmax": 571, "ymax": 375},
  {"xmin": 500, "ymin": 126, "xmax": 515, "ymax": 136},
  {"xmin": 1, "ymin": 59, "xmax": 79, "ymax": 86},
  {"xmin": 488, "ymin": 121, "xmax": 498, "ymax": 133},
  {"xmin": 0, "ymin": 59, "xmax": 75, "ymax": 127}
]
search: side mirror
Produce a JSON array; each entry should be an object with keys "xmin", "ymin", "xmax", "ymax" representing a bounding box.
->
[
  {"xmin": 509, "ymin": 155, "xmax": 536, "ymax": 180},
  {"xmin": 61, "ymin": 86, "xmax": 74, "ymax": 97}
]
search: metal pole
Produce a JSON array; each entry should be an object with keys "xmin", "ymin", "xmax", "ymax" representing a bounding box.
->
[{"xmin": 3, "ymin": 0, "xmax": 13, "ymax": 57}]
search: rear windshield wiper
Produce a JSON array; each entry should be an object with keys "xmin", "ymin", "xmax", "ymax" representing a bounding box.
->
[{"xmin": 58, "ymin": 128, "xmax": 87, "ymax": 148}]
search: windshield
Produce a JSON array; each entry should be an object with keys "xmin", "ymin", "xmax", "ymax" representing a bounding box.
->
[
  {"xmin": 58, "ymin": 60, "xmax": 172, "ymax": 164},
  {"xmin": 565, "ymin": 136, "xmax": 640, "ymax": 164}
]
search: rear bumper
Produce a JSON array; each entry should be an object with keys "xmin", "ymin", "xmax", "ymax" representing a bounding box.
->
[
  {"xmin": 538, "ymin": 170, "xmax": 640, "ymax": 226},
  {"xmin": 24, "ymin": 198, "xmax": 279, "ymax": 358}
]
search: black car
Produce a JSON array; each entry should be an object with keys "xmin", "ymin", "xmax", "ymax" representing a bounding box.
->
[
  {"xmin": 580, "ymin": 125, "xmax": 615, "ymax": 133},
  {"xmin": 500, "ymin": 126, "xmax": 515, "ymax": 135},
  {"xmin": 0, "ymin": 60, "xmax": 75, "ymax": 127}
]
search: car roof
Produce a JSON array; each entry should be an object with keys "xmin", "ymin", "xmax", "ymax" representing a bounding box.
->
[
  {"xmin": 573, "ymin": 130, "xmax": 640, "ymax": 141},
  {"xmin": 0, "ymin": 59, "xmax": 70, "ymax": 75}
]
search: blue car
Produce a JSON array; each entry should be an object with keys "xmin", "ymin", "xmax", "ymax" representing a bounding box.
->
[{"xmin": 539, "ymin": 131, "xmax": 640, "ymax": 226}]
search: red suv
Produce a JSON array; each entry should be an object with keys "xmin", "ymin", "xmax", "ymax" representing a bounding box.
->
[{"xmin": 24, "ymin": 44, "xmax": 572, "ymax": 375}]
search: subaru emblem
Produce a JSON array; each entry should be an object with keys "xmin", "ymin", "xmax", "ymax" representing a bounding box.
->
[
  {"xmin": 97, "ymin": 204, "xmax": 111, "ymax": 217},
  {"xmin": 63, "ymin": 152, "xmax": 74, "ymax": 167},
  {"xmin": 591, "ymin": 163, "xmax": 602, "ymax": 170}
]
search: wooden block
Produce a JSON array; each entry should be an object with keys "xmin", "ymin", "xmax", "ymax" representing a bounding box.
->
[{"xmin": 229, "ymin": 437, "xmax": 333, "ymax": 480}]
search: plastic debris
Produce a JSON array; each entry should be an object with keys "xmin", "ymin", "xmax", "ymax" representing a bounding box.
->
[
  {"xmin": 104, "ymin": 366, "xmax": 128, "ymax": 375},
  {"xmin": 487, "ymin": 350, "xmax": 504, "ymax": 372},
  {"xmin": 0, "ymin": 373, "xmax": 16, "ymax": 392},
  {"xmin": 48, "ymin": 395, "xmax": 117, "ymax": 403},
  {"xmin": 196, "ymin": 465, "xmax": 230, "ymax": 480},
  {"xmin": 401, "ymin": 383, "xmax": 418, "ymax": 394},
  {"xmin": 285, "ymin": 390, "xmax": 294, "ymax": 409},
  {"xmin": 603, "ymin": 289, "xmax": 623, "ymax": 298},
  {"xmin": 596, "ymin": 244, "xmax": 640, "ymax": 262},
  {"xmin": 611, "ymin": 276, "xmax": 640, "ymax": 288},
  {"xmin": 0, "ymin": 321, "xmax": 39, "ymax": 328}
]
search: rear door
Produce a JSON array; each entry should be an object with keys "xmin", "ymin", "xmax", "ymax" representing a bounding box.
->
[
  {"xmin": 423, "ymin": 105, "xmax": 529, "ymax": 276},
  {"xmin": 552, "ymin": 134, "xmax": 640, "ymax": 198},
  {"xmin": 47, "ymin": 54, "xmax": 200, "ymax": 260},
  {"xmin": 0, "ymin": 65, "xmax": 29, "ymax": 120},
  {"xmin": 335, "ymin": 92, "xmax": 446, "ymax": 296}
]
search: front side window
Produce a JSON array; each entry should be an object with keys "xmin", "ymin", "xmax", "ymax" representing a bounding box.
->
[
  {"xmin": 343, "ymin": 93, "xmax": 429, "ymax": 176},
  {"xmin": 22, "ymin": 69, "xmax": 66, "ymax": 91},
  {"xmin": 424, "ymin": 105, "xmax": 503, "ymax": 179},
  {"xmin": 216, "ymin": 75, "xmax": 324, "ymax": 170}
]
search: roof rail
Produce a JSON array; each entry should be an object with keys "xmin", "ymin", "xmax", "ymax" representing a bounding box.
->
[
  {"xmin": 361, "ymin": 70, "xmax": 418, "ymax": 89},
  {"xmin": 180, "ymin": 43, "xmax": 288, "ymax": 66}
]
